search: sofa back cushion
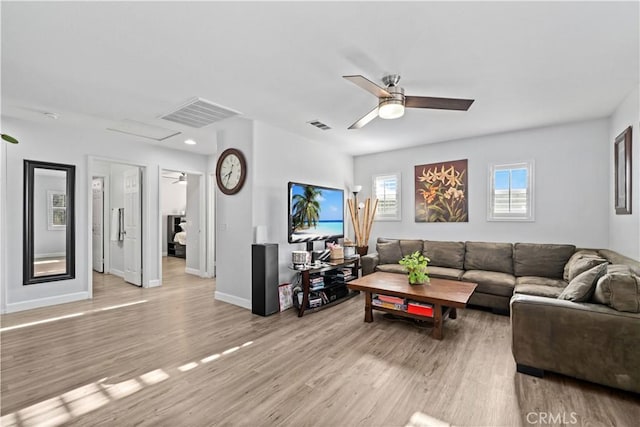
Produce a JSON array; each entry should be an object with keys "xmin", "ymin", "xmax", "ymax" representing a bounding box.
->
[
  {"xmin": 598, "ymin": 249, "xmax": 640, "ymax": 275},
  {"xmin": 593, "ymin": 272, "xmax": 640, "ymax": 313},
  {"xmin": 513, "ymin": 243, "xmax": 576, "ymax": 278},
  {"xmin": 464, "ymin": 242, "xmax": 513, "ymax": 274},
  {"xmin": 376, "ymin": 240, "xmax": 403, "ymax": 265},
  {"xmin": 423, "ymin": 240, "xmax": 465, "ymax": 269},
  {"xmin": 400, "ymin": 239, "xmax": 424, "ymax": 257}
]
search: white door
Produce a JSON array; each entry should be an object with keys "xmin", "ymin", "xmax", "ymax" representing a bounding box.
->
[
  {"xmin": 92, "ymin": 178, "xmax": 104, "ymax": 272},
  {"xmin": 124, "ymin": 168, "xmax": 142, "ymax": 286}
]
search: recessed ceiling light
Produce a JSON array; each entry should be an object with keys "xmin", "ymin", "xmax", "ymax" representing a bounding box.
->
[
  {"xmin": 184, "ymin": 139, "xmax": 197, "ymax": 145},
  {"xmin": 44, "ymin": 112, "xmax": 59, "ymax": 120}
]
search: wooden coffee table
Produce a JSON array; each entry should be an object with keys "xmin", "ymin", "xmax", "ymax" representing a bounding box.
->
[{"xmin": 347, "ymin": 272, "xmax": 477, "ymax": 340}]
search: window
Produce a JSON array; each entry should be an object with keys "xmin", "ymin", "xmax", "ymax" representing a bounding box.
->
[
  {"xmin": 488, "ymin": 161, "xmax": 534, "ymax": 221},
  {"xmin": 373, "ymin": 172, "xmax": 401, "ymax": 221},
  {"xmin": 47, "ymin": 190, "xmax": 67, "ymax": 230}
]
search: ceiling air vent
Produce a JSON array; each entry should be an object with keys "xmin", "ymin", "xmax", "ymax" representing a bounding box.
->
[
  {"xmin": 308, "ymin": 120, "xmax": 331, "ymax": 131},
  {"xmin": 160, "ymin": 97, "xmax": 241, "ymax": 128}
]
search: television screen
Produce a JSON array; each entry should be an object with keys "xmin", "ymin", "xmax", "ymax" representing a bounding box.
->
[{"xmin": 288, "ymin": 182, "xmax": 344, "ymax": 244}]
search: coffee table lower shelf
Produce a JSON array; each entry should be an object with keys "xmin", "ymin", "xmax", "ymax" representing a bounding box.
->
[
  {"xmin": 366, "ymin": 296, "xmax": 456, "ymax": 340},
  {"xmin": 370, "ymin": 305, "xmax": 454, "ymax": 323}
]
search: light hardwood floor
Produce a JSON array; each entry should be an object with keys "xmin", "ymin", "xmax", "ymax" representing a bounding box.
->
[{"xmin": 1, "ymin": 257, "xmax": 639, "ymax": 427}]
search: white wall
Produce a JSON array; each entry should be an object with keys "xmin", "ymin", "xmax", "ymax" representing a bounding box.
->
[
  {"xmin": 354, "ymin": 119, "xmax": 610, "ymax": 249},
  {"xmin": 609, "ymin": 85, "xmax": 639, "ymax": 259},
  {"xmin": 214, "ymin": 118, "xmax": 354, "ymax": 309},
  {"xmin": 214, "ymin": 118, "xmax": 255, "ymax": 308},
  {"xmin": 253, "ymin": 121, "xmax": 354, "ymax": 286},
  {"xmin": 1, "ymin": 115, "xmax": 209, "ymax": 312}
]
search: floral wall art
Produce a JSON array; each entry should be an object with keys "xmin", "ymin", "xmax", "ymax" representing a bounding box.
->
[{"xmin": 415, "ymin": 159, "xmax": 468, "ymax": 222}]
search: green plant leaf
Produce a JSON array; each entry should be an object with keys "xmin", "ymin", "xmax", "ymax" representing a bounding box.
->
[{"xmin": 1, "ymin": 134, "xmax": 19, "ymax": 144}]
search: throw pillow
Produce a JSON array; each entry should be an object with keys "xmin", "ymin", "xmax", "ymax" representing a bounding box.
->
[
  {"xmin": 593, "ymin": 272, "xmax": 640, "ymax": 313},
  {"xmin": 567, "ymin": 256, "xmax": 608, "ymax": 282},
  {"xmin": 377, "ymin": 241, "xmax": 403, "ymax": 265},
  {"xmin": 558, "ymin": 263, "xmax": 608, "ymax": 302},
  {"xmin": 562, "ymin": 249, "xmax": 601, "ymax": 282}
]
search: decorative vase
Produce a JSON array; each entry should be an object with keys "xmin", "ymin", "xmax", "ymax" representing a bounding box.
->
[{"xmin": 356, "ymin": 245, "xmax": 369, "ymax": 256}]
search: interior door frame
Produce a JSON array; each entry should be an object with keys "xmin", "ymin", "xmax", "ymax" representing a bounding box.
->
[
  {"xmin": 87, "ymin": 156, "xmax": 149, "ymax": 297},
  {"xmin": 91, "ymin": 176, "xmax": 105, "ymax": 273},
  {"xmin": 158, "ymin": 167, "xmax": 208, "ymax": 285}
]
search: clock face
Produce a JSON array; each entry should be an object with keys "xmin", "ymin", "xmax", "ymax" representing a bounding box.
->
[{"xmin": 216, "ymin": 148, "xmax": 246, "ymax": 195}]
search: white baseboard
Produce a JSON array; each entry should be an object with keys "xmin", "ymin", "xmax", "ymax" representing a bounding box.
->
[
  {"xmin": 214, "ymin": 291, "xmax": 251, "ymax": 310},
  {"xmin": 147, "ymin": 279, "xmax": 161, "ymax": 288},
  {"xmin": 185, "ymin": 267, "xmax": 201, "ymax": 276},
  {"xmin": 35, "ymin": 252, "xmax": 66, "ymax": 259},
  {"xmin": 162, "ymin": 251, "xmax": 167, "ymax": 257},
  {"xmin": 5, "ymin": 291, "xmax": 90, "ymax": 313},
  {"xmin": 110, "ymin": 268, "xmax": 124, "ymax": 278}
]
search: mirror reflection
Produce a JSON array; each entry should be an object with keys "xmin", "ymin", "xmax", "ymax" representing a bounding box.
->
[
  {"xmin": 24, "ymin": 160, "xmax": 75, "ymax": 285},
  {"xmin": 33, "ymin": 169, "xmax": 68, "ymax": 277}
]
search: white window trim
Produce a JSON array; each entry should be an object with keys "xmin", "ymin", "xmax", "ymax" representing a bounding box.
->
[
  {"xmin": 372, "ymin": 172, "xmax": 401, "ymax": 221},
  {"xmin": 487, "ymin": 161, "xmax": 534, "ymax": 222}
]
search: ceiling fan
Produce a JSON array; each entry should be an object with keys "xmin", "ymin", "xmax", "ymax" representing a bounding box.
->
[
  {"xmin": 343, "ymin": 74, "xmax": 474, "ymax": 129},
  {"xmin": 162, "ymin": 172, "xmax": 187, "ymax": 184}
]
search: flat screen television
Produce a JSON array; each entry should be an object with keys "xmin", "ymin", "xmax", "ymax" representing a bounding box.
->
[{"xmin": 288, "ymin": 182, "xmax": 344, "ymax": 246}]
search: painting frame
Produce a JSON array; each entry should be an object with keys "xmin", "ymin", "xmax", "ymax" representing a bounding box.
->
[
  {"xmin": 414, "ymin": 159, "xmax": 468, "ymax": 223},
  {"xmin": 614, "ymin": 126, "xmax": 632, "ymax": 215}
]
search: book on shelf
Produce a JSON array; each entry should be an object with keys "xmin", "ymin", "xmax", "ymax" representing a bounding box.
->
[
  {"xmin": 375, "ymin": 294, "xmax": 406, "ymax": 305},
  {"xmin": 407, "ymin": 301, "xmax": 434, "ymax": 317},
  {"xmin": 372, "ymin": 298, "xmax": 407, "ymax": 312}
]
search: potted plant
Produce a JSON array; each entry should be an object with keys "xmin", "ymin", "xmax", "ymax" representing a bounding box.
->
[{"xmin": 399, "ymin": 251, "xmax": 430, "ymax": 285}]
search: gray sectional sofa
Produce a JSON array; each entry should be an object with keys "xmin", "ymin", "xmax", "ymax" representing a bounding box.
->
[
  {"xmin": 362, "ymin": 238, "xmax": 579, "ymax": 312},
  {"xmin": 361, "ymin": 238, "xmax": 640, "ymax": 393}
]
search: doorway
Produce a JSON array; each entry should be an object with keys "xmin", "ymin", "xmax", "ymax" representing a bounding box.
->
[
  {"xmin": 92, "ymin": 177, "xmax": 104, "ymax": 273},
  {"xmin": 160, "ymin": 169, "xmax": 206, "ymax": 282},
  {"xmin": 89, "ymin": 159, "xmax": 144, "ymax": 295}
]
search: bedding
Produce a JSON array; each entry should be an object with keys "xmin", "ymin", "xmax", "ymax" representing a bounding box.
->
[{"xmin": 174, "ymin": 231, "xmax": 187, "ymax": 245}]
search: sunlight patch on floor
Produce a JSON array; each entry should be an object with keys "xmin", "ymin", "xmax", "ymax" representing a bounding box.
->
[
  {"xmin": 0, "ymin": 340, "xmax": 257, "ymax": 427},
  {"xmin": 0, "ymin": 300, "xmax": 148, "ymax": 332}
]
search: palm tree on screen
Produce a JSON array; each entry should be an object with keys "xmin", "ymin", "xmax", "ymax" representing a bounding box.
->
[{"xmin": 292, "ymin": 186, "xmax": 322, "ymax": 230}]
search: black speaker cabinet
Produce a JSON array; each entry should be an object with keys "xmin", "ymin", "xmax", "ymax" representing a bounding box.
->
[{"xmin": 252, "ymin": 243, "xmax": 279, "ymax": 316}]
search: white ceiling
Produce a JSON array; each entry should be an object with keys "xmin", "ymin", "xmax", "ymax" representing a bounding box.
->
[{"xmin": 2, "ymin": 1, "xmax": 638, "ymax": 156}]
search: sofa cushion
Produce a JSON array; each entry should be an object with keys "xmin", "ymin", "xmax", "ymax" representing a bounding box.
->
[
  {"xmin": 423, "ymin": 240, "xmax": 465, "ymax": 269},
  {"xmin": 593, "ymin": 272, "xmax": 640, "ymax": 313},
  {"xmin": 376, "ymin": 264, "xmax": 407, "ymax": 275},
  {"xmin": 464, "ymin": 242, "xmax": 513, "ymax": 274},
  {"xmin": 558, "ymin": 263, "xmax": 607, "ymax": 302},
  {"xmin": 563, "ymin": 249, "xmax": 600, "ymax": 281},
  {"xmin": 400, "ymin": 239, "xmax": 424, "ymax": 257},
  {"xmin": 377, "ymin": 241, "xmax": 403, "ymax": 265},
  {"xmin": 428, "ymin": 266, "xmax": 464, "ymax": 281},
  {"xmin": 515, "ymin": 276, "xmax": 567, "ymax": 288},
  {"xmin": 567, "ymin": 256, "xmax": 608, "ymax": 282},
  {"xmin": 514, "ymin": 243, "xmax": 576, "ymax": 279},
  {"xmin": 462, "ymin": 270, "xmax": 515, "ymax": 297},
  {"xmin": 513, "ymin": 284, "xmax": 564, "ymax": 298}
]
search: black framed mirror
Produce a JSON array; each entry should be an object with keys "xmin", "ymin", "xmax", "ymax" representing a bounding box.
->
[{"xmin": 23, "ymin": 160, "xmax": 76, "ymax": 285}]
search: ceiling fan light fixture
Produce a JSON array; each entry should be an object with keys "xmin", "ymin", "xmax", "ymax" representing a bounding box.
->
[{"xmin": 378, "ymin": 99, "xmax": 405, "ymax": 119}]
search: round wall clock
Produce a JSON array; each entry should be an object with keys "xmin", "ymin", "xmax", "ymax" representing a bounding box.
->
[{"xmin": 215, "ymin": 148, "xmax": 247, "ymax": 195}]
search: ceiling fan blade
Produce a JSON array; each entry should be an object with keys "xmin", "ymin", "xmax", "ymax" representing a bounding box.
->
[
  {"xmin": 343, "ymin": 75, "xmax": 391, "ymax": 98},
  {"xmin": 348, "ymin": 106, "xmax": 379, "ymax": 130},
  {"xmin": 405, "ymin": 96, "xmax": 474, "ymax": 111}
]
